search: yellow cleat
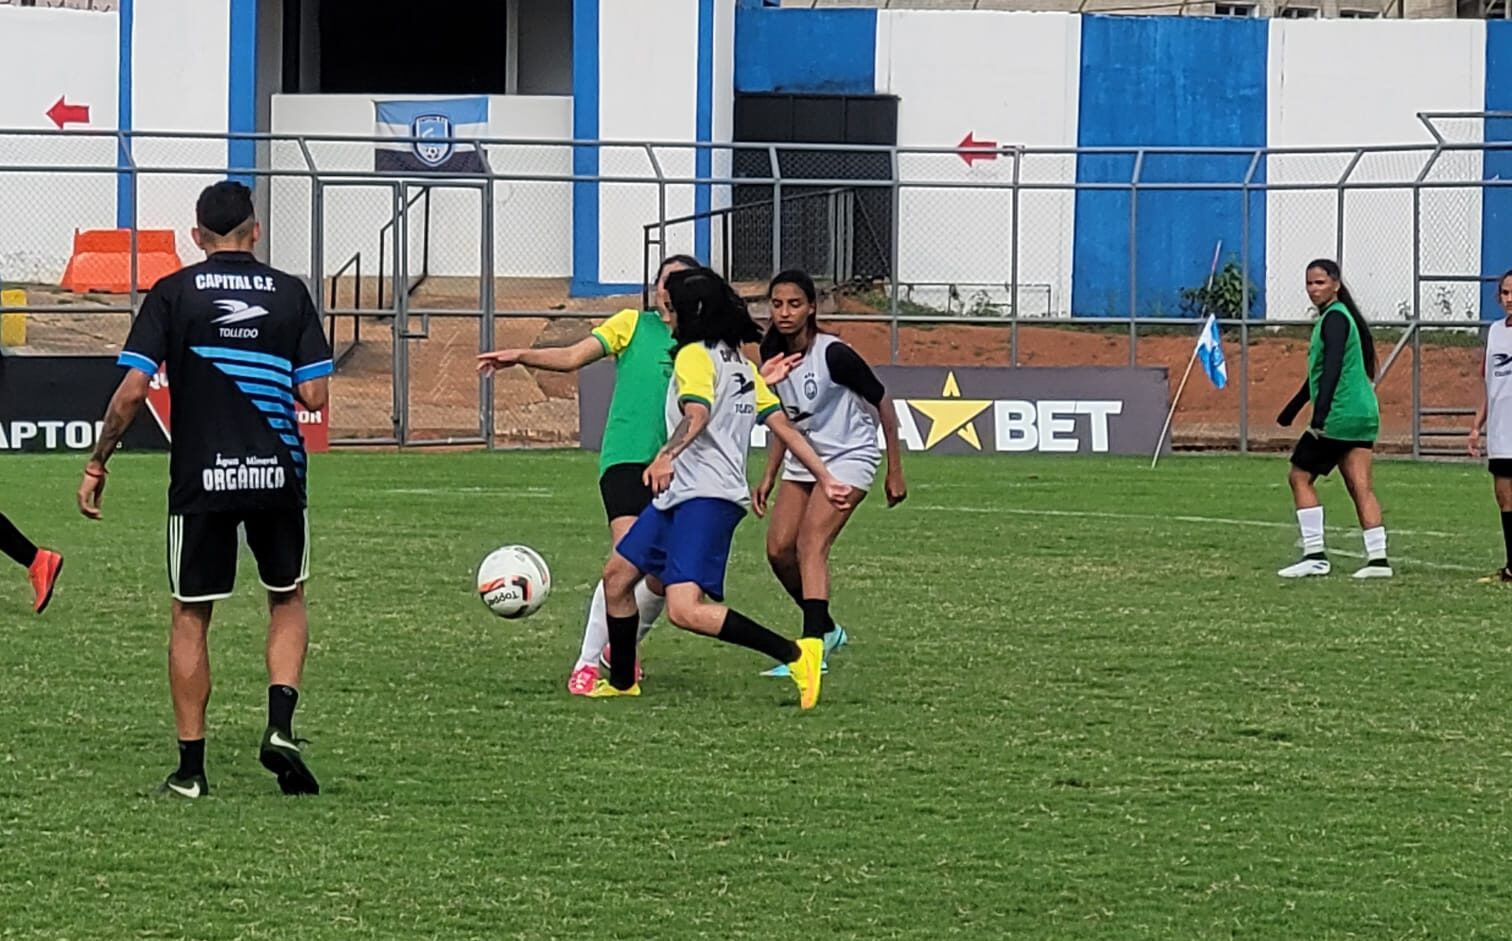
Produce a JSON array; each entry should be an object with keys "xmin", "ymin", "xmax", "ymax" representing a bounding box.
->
[
  {"xmin": 586, "ymin": 679, "xmax": 641, "ymax": 698},
  {"xmin": 788, "ymin": 637, "xmax": 823, "ymax": 710}
]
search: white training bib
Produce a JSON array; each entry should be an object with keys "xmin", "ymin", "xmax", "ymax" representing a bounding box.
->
[
  {"xmin": 1487, "ymin": 319, "xmax": 1512, "ymax": 459},
  {"xmin": 773, "ymin": 334, "xmax": 881, "ymax": 489}
]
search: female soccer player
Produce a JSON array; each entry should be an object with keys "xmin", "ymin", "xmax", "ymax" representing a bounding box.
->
[
  {"xmin": 750, "ymin": 269, "xmax": 906, "ymax": 679},
  {"xmin": 0, "ymin": 512, "xmax": 61, "ymax": 613},
  {"xmin": 477, "ymin": 254, "xmax": 699, "ymax": 694},
  {"xmin": 1467, "ymin": 269, "xmax": 1512, "ymax": 583},
  {"xmin": 593, "ymin": 267, "xmax": 854, "ymax": 709},
  {"xmin": 1275, "ymin": 258, "xmax": 1389, "ymax": 579}
]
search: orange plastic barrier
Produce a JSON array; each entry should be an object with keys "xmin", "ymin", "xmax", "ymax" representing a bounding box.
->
[{"xmin": 60, "ymin": 229, "xmax": 183, "ymax": 294}]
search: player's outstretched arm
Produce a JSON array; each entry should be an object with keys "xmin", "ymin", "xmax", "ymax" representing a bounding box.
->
[
  {"xmin": 753, "ymin": 434, "xmax": 786, "ymax": 519},
  {"xmin": 477, "ymin": 337, "xmax": 604, "ymax": 375},
  {"xmin": 765, "ymin": 412, "xmax": 853, "ymax": 511},
  {"xmin": 78, "ymin": 369, "xmax": 151, "ymax": 519},
  {"xmin": 643, "ymin": 402, "xmax": 710, "ymax": 495}
]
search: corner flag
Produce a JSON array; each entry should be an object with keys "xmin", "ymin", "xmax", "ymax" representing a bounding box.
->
[{"xmin": 1196, "ymin": 314, "xmax": 1227, "ymax": 390}]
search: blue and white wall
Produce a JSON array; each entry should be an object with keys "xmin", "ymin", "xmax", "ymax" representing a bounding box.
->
[
  {"xmin": 0, "ymin": 0, "xmax": 253, "ymax": 282},
  {"xmin": 737, "ymin": 6, "xmax": 1512, "ymax": 321}
]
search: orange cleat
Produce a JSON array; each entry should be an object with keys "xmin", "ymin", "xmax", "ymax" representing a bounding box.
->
[{"xmin": 28, "ymin": 549, "xmax": 62, "ymax": 614}]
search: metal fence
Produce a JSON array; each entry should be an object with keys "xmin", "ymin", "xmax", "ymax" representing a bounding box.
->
[{"xmin": 0, "ymin": 115, "xmax": 1507, "ymax": 455}]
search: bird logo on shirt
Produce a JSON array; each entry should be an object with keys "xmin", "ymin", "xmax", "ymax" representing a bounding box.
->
[{"xmin": 210, "ymin": 299, "xmax": 271, "ymax": 325}]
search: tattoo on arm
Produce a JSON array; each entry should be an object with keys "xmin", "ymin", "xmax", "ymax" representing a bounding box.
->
[
  {"xmin": 656, "ymin": 415, "xmax": 695, "ymax": 461},
  {"xmin": 90, "ymin": 406, "xmax": 132, "ymax": 465}
]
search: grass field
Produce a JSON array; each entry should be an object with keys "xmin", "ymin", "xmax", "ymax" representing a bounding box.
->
[{"xmin": 5, "ymin": 450, "xmax": 1512, "ymax": 940}]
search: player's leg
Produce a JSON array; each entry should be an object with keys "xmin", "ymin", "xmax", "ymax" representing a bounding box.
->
[
  {"xmin": 1488, "ymin": 467, "xmax": 1512, "ymax": 582},
  {"xmin": 246, "ymin": 510, "xmax": 319, "ymax": 795},
  {"xmin": 591, "ymin": 504, "xmax": 670, "ymax": 696},
  {"xmin": 764, "ymin": 480, "xmax": 811, "ymax": 606},
  {"xmin": 1278, "ymin": 436, "xmax": 1331, "ymax": 577},
  {"xmin": 1338, "ymin": 446, "xmax": 1390, "ymax": 578},
  {"xmin": 161, "ymin": 513, "xmax": 237, "ymax": 798},
  {"xmin": 795, "ymin": 485, "xmax": 868, "ymax": 640},
  {"xmin": 572, "ymin": 465, "xmax": 662, "ymax": 693},
  {"xmin": 662, "ymin": 498, "xmax": 822, "ymax": 709},
  {"xmin": 0, "ymin": 510, "xmax": 62, "ymax": 613}
]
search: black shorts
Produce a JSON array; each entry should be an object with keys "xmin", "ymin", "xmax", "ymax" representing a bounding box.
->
[
  {"xmin": 1490, "ymin": 459, "xmax": 1512, "ymax": 478},
  {"xmin": 1290, "ymin": 433, "xmax": 1374, "ymax": 478},
  {"xmin": 167, "ymin": 509, "xmax": 309, "ymax": 602},
  {"xmin": 599, "ymin": 463, "xmax": 653, "ymax": 522}
]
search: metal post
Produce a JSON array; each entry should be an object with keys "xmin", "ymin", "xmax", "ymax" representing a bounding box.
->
[
  {"xmin": 1129, "ymin": 150, "xmax": 1144, "ymax": 367},
  {"xmin": 889, "ymin": 148, "xmax": 902, "ymax": 365},
  {"xmin": 391, "ymin": 184, "xmax": 408, "ymax": 445},
  {"xmin": 769, "ymin": 144, "xmax": 783, "ymax": 275},
  {"xmin": 311, "ymin": 180, "xmax": 325, "ymax": 331},
  {"xmin": 1009, "ymin": 147, "xmax": 1021, "ymax": 367},
  {"xmin": 1411, "ymin": 183, "xmax": 1423, "ymax": 458},
  {"xmin": 1239, "ymin": 151, "xmax": 1260, "ymax": 454},
  {"xmin": 1336, "ymin": 150, "xmax": 1363, "ymax": 266},
  {"xmin": 479, "ymin": 154, "xmax": 498, "ymax": 450},
  {"xmin": 647, "ymin": 144, "xmax": 668, "ymax": 272},
  {"xmin": 123, "ymin": 133, "xmax": 140, "ymax": 314}
]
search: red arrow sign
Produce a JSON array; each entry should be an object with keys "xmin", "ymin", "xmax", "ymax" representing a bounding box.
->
[
  {"xmin": 957, "ymin": 131, "xmax": 998, "ymax": 167},
  {"xmin": 46, "ymin": 96, "xmax": 90, "ymax": 129}
]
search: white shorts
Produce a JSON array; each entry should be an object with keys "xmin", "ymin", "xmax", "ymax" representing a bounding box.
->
[{"xmin": 782, "ymin": 452, "xmax": 879, "ymax": 492}]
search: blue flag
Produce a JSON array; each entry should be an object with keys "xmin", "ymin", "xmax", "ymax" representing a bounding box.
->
[
  {"xmin": 374, "ymin": 97, "xmax": 488, "ymax": 174},
  {"xmin": 1196, "ymin": 314, "xmax": 1227, "ymax": 390}
]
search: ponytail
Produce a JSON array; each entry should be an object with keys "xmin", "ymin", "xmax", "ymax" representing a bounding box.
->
[{"xmin": 1308, "ymin": 258, "xmax": 1377, "ymax": 380}]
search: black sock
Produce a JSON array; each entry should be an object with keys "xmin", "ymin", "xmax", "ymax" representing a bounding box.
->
[
  {"xmin": 718, "ymin": 609, "xmax": 801, "ymax": 664},
  {"xmin": 606, "ymin": 612, "xmax": 639, "ymax": 689},
  {"xmin": 0, "ymin": 512, "xmax": 37, "ymax": 568},
  {"xmin": 800, "ymin": 598, "xmax": 831, "ymax": 640},
  {"xmin": 1501, "ymin": 511, "xmax": 1512, "ymax": 570},
  {"xmin": 268, "ymin": 685, "xmax": 299, "ymax": 736},
  {"xmin": 176, "ymin": 738, "xmax": 205, "ymax": 778}
]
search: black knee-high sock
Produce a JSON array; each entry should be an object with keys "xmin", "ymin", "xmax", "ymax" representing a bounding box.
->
[
  {"xmin": 176, "ymin": 738, "xmax": 205, "ymax": 777},
  {"xmin": 1501, "ymin": 511, "xmax": 1512, "ymax": 570},
  {"xmin": 606, "ymin": 612, "xmax": 639, "ymax": 689},
  {"xmin": 718, "ymin": 609, "xmax": 800, "ymax": 664},
  {"xmin": 268, "ymin": 685, "xmax": 299, "ymax": 736},
  {"xmin": 800, "ymin": 599, "xmax": 831, "ymax": 639},
  {"xmin": 0, "ymin": 512, "xmax": 37, "ymax": 568}
]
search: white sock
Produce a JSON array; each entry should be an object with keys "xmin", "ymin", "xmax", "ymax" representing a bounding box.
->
[
  {"xmin": 1297, "ymin": 506, "xmax": 1325, "ymax": 556},
  {"xmin": 1362, "ymin": 526, "xmax": 1387, "ymax": 561},
  {"xmin": 634, "ymin": 579, "xmax": 664, "ymax": 643},
  {"xmin": 574, "ymin": 580, "xmax": 609, "ymax": 670}
]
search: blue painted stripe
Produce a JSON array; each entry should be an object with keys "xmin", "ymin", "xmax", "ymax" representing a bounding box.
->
[
  {"xmin": 293, "ymin": 359, "xmax": 334, "ymax": 383},
  {"xmin": 190, "ymin": 345, "xmax": 293, "ymax": 372},
  {"xmin": 212, "ymin": 362, "xmax": 293, "ymax": 388},
  {"xmin": 116, "ymin": 350, "xmax": 157, "ymax": 376},
  {"xmin": 235, "ymin": 381, "xmax": 295, "ymax": 404},
  {"xmin": 290, "ymin": 450, "xmax": 305, "ymax": 463},
  {"xmin": 570, "ymin": 0, "xmax": 600, "ymax": 296},
  {"xmin": 279, "ymin": 434, "xmax": 303, "ymax": 448},
  {"xmin": 227, "ymin": 0, "xmax": 258, "ymax": 186},
  {"xmin": 1072, "ymin": 16, "xmax": 1267, "ymax": 319},
  {"xmin": 251, "ymin": 398, "xmax": 295, "ymax": 416},
  {"xmin": 115, "ymin": 0, "xmax": 134, "ymax": 229},
  {"xmin": 269, "ymin": 417, "xmax": 293, "ymax": 430},
  {"xmin": 1485, "ymin": 23, "xmax": 1512, "ymax": 318},
  {"xmin": 694, "ymin": 0, "xmax": 715, "ymax": 263},
  {"xmin": 734, "ymin": 8, "xmax": 877, "ymax": 95}
]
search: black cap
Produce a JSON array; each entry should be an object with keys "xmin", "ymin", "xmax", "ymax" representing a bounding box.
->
[{"xmin": 196, "ymin": 181, "xmax": 254, "ymax": 236}]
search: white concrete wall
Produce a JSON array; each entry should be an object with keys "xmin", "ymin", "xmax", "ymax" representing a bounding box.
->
[
  {"xmin": 876, "ymin": 11, "xmax": 1081, "ymax": 317},
  {"xmin": 1265, "ymin": 19, "xmax": 1486, "ymax": 322}
]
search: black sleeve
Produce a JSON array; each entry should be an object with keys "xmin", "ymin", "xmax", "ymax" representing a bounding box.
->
[
  {"xmin": 825, "ymin": 341, "xmax": 885, "ymax": 407},
  {"xmin": 1277, "ymin": 380, "xmax": 1310, "ymax": 426},
  {"xmin": 1310, "ymin": 310, "xmax": 1350, "ymax": 431},
  {"xmin": 291, "ymin": 285, "xmax": 335, "ymax": 384},
  {"xmin": 117, "ymin": 284, "xmax": 172, "ymax": 376}
]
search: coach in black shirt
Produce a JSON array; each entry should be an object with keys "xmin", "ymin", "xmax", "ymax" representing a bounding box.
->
[{"xmin": 78, "ymin": 181, "xmax": 333, "ymax": 799}]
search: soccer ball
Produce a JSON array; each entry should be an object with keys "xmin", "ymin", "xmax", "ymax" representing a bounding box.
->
[{"xmin": 476, "ymin": 545, "xmax": 551, "ymax": 619}]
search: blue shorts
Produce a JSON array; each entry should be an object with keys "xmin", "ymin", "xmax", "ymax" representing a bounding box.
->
[{"xmin": 614, "ymin": 498, "xmax": 747, "ymax": 601}]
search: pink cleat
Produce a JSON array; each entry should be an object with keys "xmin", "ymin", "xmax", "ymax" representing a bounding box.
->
[
  {"xmin": 599, "ymin": 645, "xmax": 644, "ymax": 684},
  {"xmin": 567, "ymin": 664, "xmax": 600, "ymax": 696}
]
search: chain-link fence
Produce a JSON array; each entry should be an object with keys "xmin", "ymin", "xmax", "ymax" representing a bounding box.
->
[{"xmin": 1, "ymin": 123, "xmax": 1509, "ymax": 454}]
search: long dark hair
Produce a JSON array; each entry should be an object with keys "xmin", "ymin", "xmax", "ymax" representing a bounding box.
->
[
  {"xmin": 1308, "ymin": 258, "xmax": 1376, "ymax": 380},
  {"xmin": 645, "ymin": 254, "xmax": 701, "ymax": 311},
  {"xmin": 664, "ymin": 267, "xmax": 761, "ymax": 351},
  {"xmin": 760, "ymin": 268, "xmax": 819, "ymax": 361}
]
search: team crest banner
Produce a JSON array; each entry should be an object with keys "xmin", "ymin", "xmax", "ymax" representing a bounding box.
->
[{"xmin": 374, "ymin": 97, "xmax": 488, "ymax": 174}]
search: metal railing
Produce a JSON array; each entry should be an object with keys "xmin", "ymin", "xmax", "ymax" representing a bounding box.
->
[{"xmin": 0, "ymin": 119, "xmax": 1508, "ymax": 453}]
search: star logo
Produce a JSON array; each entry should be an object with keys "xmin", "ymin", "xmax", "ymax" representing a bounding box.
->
[{"xmin": 907, "ymin": 371, "xmax": 992, "ymax": 450}]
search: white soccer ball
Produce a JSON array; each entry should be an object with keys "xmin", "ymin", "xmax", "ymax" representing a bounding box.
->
[{"xmin": 476, "ymin": 545, "xmax": 552, "ymax": 619}]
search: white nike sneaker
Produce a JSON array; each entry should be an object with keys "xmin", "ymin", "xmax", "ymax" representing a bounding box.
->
[
  {"xmin": 1352, "ymin": 561, "xmax": 1393, "ymax": 579},
  {"xmin": 1278, "ymin": 556, "xmax": 1331, "ymax": 578}
]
